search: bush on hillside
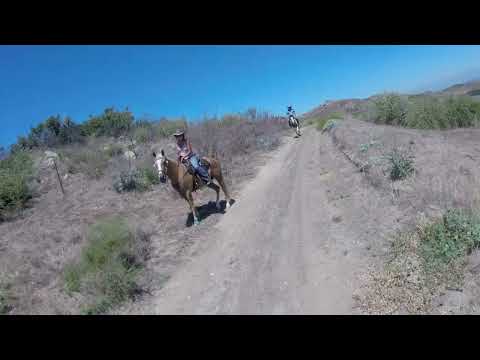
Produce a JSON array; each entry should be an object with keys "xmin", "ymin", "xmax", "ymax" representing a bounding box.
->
[
  {"xmin": 82, "ymin": 108, "xmax": 134, "ymax": 138},
  {"xmin": 366, "ymin": 94, "xmax": 480, "ymax": 129},
  {"xmin": 372, "ymin": 93, "xmax": 408, "ymax": 126},
  {"xmin": 443, "ymin": 96, "xmax": 480, "ymax": 128},
  {"xmin": 113, "ymin": 167, "xmax": 159, "ymax": 193},
  {"xmin": 312, "ymin": 112, "xmax": 344, "ymax": 131},
  {"xmin": 420, "ymin": 209, "xmax": 480, "ymax": 272},
  {"xmin": 64, "ymin": 217, "xmax": 149, "ymax": 314},
  {"xmin": 384, "ymin": 147, "xmax": 415, "ymax": 181},
  {"xmin": 0, "ymin": 151, "xmax": 33, "ymax": 220},
  {"xmin": 11, "ymin": 116, "xmax": 84, "ymax": 152}
]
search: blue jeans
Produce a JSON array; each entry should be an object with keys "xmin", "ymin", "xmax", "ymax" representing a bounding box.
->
[{"xmin": 189, "ymin": 154, "xmax": 209, "ymax": 182}]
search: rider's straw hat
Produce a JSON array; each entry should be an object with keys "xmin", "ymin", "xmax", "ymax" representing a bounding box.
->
[{"xmin": 172, "ymin": 129, "xmax": 185, "ymax": 137}]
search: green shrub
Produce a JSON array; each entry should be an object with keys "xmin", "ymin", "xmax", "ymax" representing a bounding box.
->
[
  {"xmin": 113, "ymin": 170, "xmax": 145, "ymax": 193},
  {"xmin": 0, "ymin": 151, "xmax": 33, "ymax": 176},
  {"xmin": 367, "ymin": 94, "xmax": 480, "ymax": 129},
  {"xmin": 404, "ymin": 97, "xmax": 446, "ymax": 129},
  {"xmin": 64, "ymin": 217, "xmax": 146, "ymax": 314},
  {"xmin": 58, "ymin": 117, "xmax": 84, "ymax": 145},
  {"xmin": 420, "ymin": 209, "xmax": 480, "ymax": 272},
  {"xmin": 404, "ymin": 95, "xmax": 480, "ymax": 129},
  {"xmin": 373, "ymin": 93, "xmax": 408, "ymax": 125},
  {"xmin": 444, "ymin": 96, "xmax": 480, "ymax": 128},
  {"xmin": 82, "ymin": 108, "xmax": 134, "ymax": 138},
  {"xmin": 314, "ymin": 112, "xmax": 344, "ymax": 131},
  {"xmin": 320, "ymin": 119, "xmax": 340, "ymax": 133},
  {"xmin": 11, "ymin": 116, "xmax": 84, "ymax": 151},
  {"xmin": 113, "ymin": 168, "xmax": 158, "ymax": 193},
  {"xmin": 384, "ymin": 147, "xmax": 414, "ymax": 181},
  {"xmin": 0, "ymin": 152, "xmax": 33, "ymax": 220},
  {"xmin": 139, "ymin": 167, "xmax": 160, "ymax": 186}
]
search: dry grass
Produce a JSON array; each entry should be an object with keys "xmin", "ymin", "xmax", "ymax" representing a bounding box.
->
[
  {"xmin": 358, "ymin": 231, "xmax": 434, "ymax": 314},
  {"xmin": 187, "ymin": 115, "xmax": 285, "ymax": 159},
  {"xmin": 61, "ymin": 142, "xmax": 110, "ymax": 180}
]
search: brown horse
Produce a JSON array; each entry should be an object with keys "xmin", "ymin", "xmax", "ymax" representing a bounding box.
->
[{"xmin": 153, "ymin": 149, "xmax": 232, "ymax": 225}]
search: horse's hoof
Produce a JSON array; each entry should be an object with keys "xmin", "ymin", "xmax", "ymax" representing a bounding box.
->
[
  {"xmin": 194, "ymin": 218, "xmax": 200, "ymax": 225},
  {"xmin": 226, "ymin": 201, "xmax": 231, "ymax": 209}
]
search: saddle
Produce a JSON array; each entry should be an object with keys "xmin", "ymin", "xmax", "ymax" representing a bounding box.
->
[{"xmin": 181, "ymin": 157, "xmax": 212, "ymax": 191}]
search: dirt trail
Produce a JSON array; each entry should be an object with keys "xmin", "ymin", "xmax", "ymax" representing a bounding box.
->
[{"xmin": 127, "ymin": 127, "xmax": 403, "ymax": 314}]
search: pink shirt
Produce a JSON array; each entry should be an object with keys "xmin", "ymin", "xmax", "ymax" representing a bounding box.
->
[{"xmin": 177, "ymin": 139, "xmax": 193, "ymax": 161}]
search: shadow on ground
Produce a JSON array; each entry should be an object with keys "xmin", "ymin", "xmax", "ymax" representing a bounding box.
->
[{"xmin": 186, "ymin": 199, "xmax": 236, "ymax": 227}]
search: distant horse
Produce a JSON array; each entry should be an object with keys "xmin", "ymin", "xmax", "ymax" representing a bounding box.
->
[
  {"xmin": 288, "ymin": 115, "xmax": 301, "ymax": 137},
  {"xmin": 153, "ymin": 149, "xmax": 232, "ymax": 225}
]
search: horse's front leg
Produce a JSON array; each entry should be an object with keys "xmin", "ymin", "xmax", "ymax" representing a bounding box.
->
[{"xmin": 186, "ymin": 190, "xmax": 200, "ymax": 225}]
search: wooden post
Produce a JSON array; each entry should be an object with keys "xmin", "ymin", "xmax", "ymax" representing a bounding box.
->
[{"xmin": 53, "ymin": 159, "xmax": 65, "ymax": 196}]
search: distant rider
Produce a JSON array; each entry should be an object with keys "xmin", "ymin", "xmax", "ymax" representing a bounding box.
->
[
  {"xmin": 287, "ymin": 105, "xmax": 296, "ymax": 119},
  {"xmin": 173, "ymin": 129, "xmax": 210, "ymax": 185},
  {"xmin": 287, "ymin": 105, "xmax": 299, "ymax": 127}
]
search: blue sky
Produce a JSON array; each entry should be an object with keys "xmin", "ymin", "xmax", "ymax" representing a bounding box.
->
[{"xmin": 2, "ymin": 45, "xmax": 480, "ymax": 147}]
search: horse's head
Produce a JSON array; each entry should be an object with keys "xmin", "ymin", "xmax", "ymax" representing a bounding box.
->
[{"xmin": 153, "ymin": 149, "xmax": 168, "ymax": 183}]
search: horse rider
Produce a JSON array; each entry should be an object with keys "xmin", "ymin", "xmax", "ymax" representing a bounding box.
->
[
  {"xmin": 287, "ymin": 105, "xmax": 302, "ymax": 130},
  {"xmin": 173, "ymin": 129, "xmax": 211, "ymax": 185},
  {"xmin": 287, "ymin": 105, "xmax": 296, "ymax": 119},
  {"xmin": 287, "ymin": 105, "xmax": 298, "ymax": 125}
]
